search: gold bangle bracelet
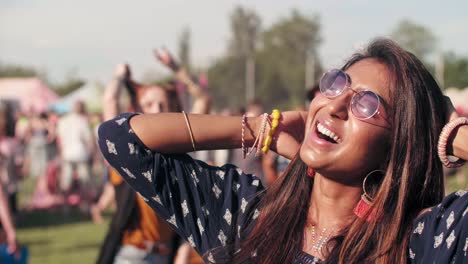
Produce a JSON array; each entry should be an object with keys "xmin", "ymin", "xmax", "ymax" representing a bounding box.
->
[{"xmin": 182, "ymin": 111, "xmax": 197, "ymax": 151}]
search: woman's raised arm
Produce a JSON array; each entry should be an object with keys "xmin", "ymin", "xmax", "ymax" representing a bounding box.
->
[
  {"xmin": 129, "ymin": 110, "xmax": 307, "ymax": 159},
  {"xmin": 103, "ymin": 64, "xmax": 129, "ymax": 121},
  {"xmin": 450, "ymin": 125, "xmax": 468, "ymax": 161},
  {"xmin": 129, "ymin": 113, "xmax": 259, "ymax": 154}
]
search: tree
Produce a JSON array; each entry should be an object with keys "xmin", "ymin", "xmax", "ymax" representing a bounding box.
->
[
  {"xmin": 178, "ymin": 27, "xmax": 192, "ymax": 71},
  {"xmin": 0, "ymin": 63, "xmax": 39, "ymax": 78},
  {"xmin": 208, "ymin": 6, "xmax": 262, "ymax": 109},
  {"xmin": 51, "ymin": 69, "xmax": 85, "ymax": 96},
  {"xmin": 208, "ymin": 8, "xmax": 322, "ymax": 111},
  {"xmin": 229, "ymin": 6, "xmax": 261, "ymax": 102},
  {"xmin": 207, "ymin": 56, "xmax": 246, "ymax": 110},
  {"xmin": 228, "ymin": 6, "xmax": 261, "ymax": 59},
  {"xmin": 443, "ymin": 52, "xmax": 468, "ymax": 89},
  {"xmin": 52, "ymin": 78, "xmax": 85, "ymax": 97},
  {"xmin": 390, "ymin": 19, "xmax": 437, "ymax": 61},
  {"xmin": 257, "ymin": 10, "xmax": 322, "ymax": 108}
]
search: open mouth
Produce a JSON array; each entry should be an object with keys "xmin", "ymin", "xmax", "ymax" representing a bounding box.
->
[{"xmin": 316, "ymin": 122, "xmax": 341, "ymax": 144}]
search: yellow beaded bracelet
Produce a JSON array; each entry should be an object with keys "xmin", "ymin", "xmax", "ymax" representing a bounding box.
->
[{"xmin": 262, "ymin": 109, "xmax": 281, "ymax": 154}]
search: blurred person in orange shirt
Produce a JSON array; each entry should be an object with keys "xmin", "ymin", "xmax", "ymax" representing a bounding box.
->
[{"xmin": 97, "ymin": 48, "xmax": 209, "ymax": 264}]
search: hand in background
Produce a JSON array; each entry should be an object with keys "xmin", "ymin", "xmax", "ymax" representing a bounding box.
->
[
  {"xmin": 113, "ymin": 63, "xmax": 131, "ymax": 82},
  {"xmin": 6, "ymin": 231, "xmax": 19, "ymax": 256},
  {"xmin": 153, "ymin": 48, "xmax": 180, "ymax": 71}
]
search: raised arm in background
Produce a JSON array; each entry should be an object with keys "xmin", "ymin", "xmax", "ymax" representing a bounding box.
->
[
  {"xmin": 103, "ymin": 64, "xmax": 130, "ymax": 121},
  {"xmin": 154, "ymin": 48, "xmax": 211, "ymax": 114}
]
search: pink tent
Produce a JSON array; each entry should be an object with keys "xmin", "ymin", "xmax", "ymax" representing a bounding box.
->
[
  {"xmin": 0, "ymin": 78, "xmax": 58, "ymax": 114},
  {"xmin": 445, "ymin": 87, "xmax": 468, "ymax": 116}
]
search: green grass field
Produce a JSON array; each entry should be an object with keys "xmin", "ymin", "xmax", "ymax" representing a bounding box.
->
[
  {"xmin": 15, "ymin": 177, "xmax": 110, "ymax": 264},
  {"xmin": 16, "ymin": 210, "xmax": 109, "ymax": 264},
  {"xmin": 14, "ymin": 166, "xmax": 468, "ymax": 264}
]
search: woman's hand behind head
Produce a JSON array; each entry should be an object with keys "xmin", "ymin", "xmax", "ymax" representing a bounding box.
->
[{"xmin": 270, "ymin": 111, "xmax": 307, "ymax": 160}]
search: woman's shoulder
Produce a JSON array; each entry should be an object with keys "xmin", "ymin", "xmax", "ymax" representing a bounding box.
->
[
  {"xmin": 415, "ymin": 190, "xmax": 468, "ymax": 221},
  {"xmin": 409, "ymin": 190, "xmax": 468, "ymax": 262}
]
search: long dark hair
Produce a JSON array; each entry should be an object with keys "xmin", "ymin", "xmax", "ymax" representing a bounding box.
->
[{"xmin": 233, "ymin": 38, "xmax": 447, "ymax": 263}]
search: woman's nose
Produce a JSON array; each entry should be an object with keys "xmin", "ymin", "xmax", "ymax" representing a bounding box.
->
[{"xmin": 326, "ymin": 90, "xmax": 353, "ymax": 120}]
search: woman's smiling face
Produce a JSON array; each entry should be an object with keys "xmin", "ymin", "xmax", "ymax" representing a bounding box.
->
[{"xmin": 300, "ymin": 58, "xmax": 393, "ymax": 184}]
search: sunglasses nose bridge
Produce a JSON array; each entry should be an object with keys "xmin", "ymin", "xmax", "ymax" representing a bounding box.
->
[{"xmin": 325, "ymin": 89, "xmax": 353, "ymax": 120}]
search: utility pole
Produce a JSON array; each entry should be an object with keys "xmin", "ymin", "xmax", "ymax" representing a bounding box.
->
[
  {"xmin": 246, "ymin": 56, "xmax": 255, "ymax": 102},
  {"xmin": 435, "ymin": 52, "xmax": 444, "ymax": 89},
  {"xmin": 305, "ymin": 50, "xmax": 315, "ymax": 89}
]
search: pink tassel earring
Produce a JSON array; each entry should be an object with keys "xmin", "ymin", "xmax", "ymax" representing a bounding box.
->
[
  {"xmin": 307, "ymin": 167, "xmax": 315, "ymax": 177},
  {"xmin": 353, "ymin": 170, "xmax": 384, "ymax": 222}
]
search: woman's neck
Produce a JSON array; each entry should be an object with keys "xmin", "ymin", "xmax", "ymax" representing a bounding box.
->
[{"xmin": 308, "ymin": 173, "xmax": 361, "ymax": 228}]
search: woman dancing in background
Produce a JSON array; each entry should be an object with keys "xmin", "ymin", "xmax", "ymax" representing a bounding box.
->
[
  {"xmin": 96, "ymin": 48, "xmax": 210, "ymax": 264},
  {"xmin": 98, "ymin": 39, "xmax": 468, "ymax": 263}
]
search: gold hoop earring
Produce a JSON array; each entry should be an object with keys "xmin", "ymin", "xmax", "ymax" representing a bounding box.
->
[
  {"xmin": 354, "ymin": 169, "xmax": 385, "ymax": 221},
  {"xmin": 362, "ymin": 169, "xmax": 385, "ymax": 203}
]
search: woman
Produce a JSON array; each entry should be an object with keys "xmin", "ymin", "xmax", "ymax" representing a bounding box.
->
[
  {"xmin": 0, "ymin": 103, "xmax": 19, "ymax": 256},
  {"xmin": 96, "ymin": 62, "xmax": 179, "ymax": 264},
  {"xmin": 97, "ymin": 39, "xmax": 468, "ymax": 263},
  {"xmin": 97, "ymin": 49, "xmax": 210, "ymax": 264}
]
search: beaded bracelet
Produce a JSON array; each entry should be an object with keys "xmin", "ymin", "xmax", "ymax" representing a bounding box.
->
[
  {"xmin": 437, "ymin": 117, "xmax": 468, "ymax": 168},
  {"xmin": 262, "ymin": 109, "xmax": 281, "ymax": 154},
  {"xmin": 241, "ymin": 114, "xmax": 247, "ymax": 159},
  {"xmin": 255, "ymin": 114, "xmax": 269, "ymax": 157},
  {"xmin": 248, "ymin": 113, "xmax": 268, "ymax": 157}
]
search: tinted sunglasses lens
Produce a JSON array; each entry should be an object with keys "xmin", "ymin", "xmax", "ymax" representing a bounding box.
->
[
  {"xmin": 320, "ymin": 69, "xmax": 348, "ymax": 97},
  {"xmin": 351, "ymin": 91, "xmax": 379, "ymax": 119}
]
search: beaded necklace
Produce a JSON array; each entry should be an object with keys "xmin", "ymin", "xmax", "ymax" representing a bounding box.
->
[{"xmin": 309, "ymin": 224, "xmax": 335, "ymax": 256}]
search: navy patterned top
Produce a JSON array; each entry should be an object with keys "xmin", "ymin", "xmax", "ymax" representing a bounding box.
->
[{"xmin": 98, "ymin": 113, "xmax": 468, "ymax": 263}]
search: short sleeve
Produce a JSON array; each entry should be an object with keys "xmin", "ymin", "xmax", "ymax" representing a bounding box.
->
[
  {"xmin": 409, "ymin": 190, "xmax": 468, "ymax": 264},
  {"xmin": 97, "ymin": 113, "xmax": 264, "ymax": 259}
]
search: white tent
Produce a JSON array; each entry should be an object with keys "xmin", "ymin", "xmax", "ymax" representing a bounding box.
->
[{"xmin": 52, "ymin": 82, "xmax": 104, "ymax": 113}]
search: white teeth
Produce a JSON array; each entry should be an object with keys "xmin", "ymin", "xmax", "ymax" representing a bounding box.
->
[{"xmin": 317, "ymin": 123, "xmax": 341, "ymax": 143}]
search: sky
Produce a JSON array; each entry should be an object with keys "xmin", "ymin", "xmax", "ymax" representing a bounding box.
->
[{"xmin": 1, "ymin": 0, "xmax": 467, "ymax": 83}]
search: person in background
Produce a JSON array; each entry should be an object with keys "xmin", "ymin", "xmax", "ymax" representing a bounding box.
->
[
  {"xmin": 96, "ymin": 63, "xmax": 176, "ymax": 264},
  {"xmin": 0, "ymin": 102, "xmax": 23, "ymax": 214},
  {"xmin": 0, "ymin": 184, "xmax": 19, "ymax": 257},
  {"xmin": 25, "ymin": 113, "xmax": 49, "ymax": 181},
  {"xmin": 56, "ymin": 100, "xmax": 93, "ymax": 207},
  {"xmin": 96, "ymin": 48, "xmax": 210, "ymax": 264},
  {"xmin": 0, "ymin": 102, "xmax": 20, "ymax": 257}
]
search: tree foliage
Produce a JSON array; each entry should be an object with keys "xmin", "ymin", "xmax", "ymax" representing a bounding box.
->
[
  {"xmin": 0, "ymin": 63, "xmax": 39, "ymax": 78},
  {"xmin": 390, "ymin": 19, "xmax": 436, "ymax": 61},
  {"xmin": 208, "ymin": 8, "xmax": 322, "ymax": 111},
  {"xmin": 444, "ymin": 52, "xmax": 468, "ymax": 89},
  {"xmin": 53, "ymin": 78, "xmax": 85, "ymax": 97},
  {"xmin": 178, "ymin": 27, "xmax": 192, "ymax": 71},
  {"xmin": 257, "ymin": 10, "xmax": 321, "ymax": 109},
  {"xmin": 228, "ymin": 6, "xmax": 261, "ymax": 58}
]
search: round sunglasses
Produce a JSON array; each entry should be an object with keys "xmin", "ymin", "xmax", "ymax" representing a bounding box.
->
[{"xmin": 319, "ymin": 69, "xmax": 385, "ymax": 120}]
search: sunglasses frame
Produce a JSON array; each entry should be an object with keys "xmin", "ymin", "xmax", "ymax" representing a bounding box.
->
[{"xmin": 319, "ymin": 69, "xmax": 383, "ymax": 121}]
